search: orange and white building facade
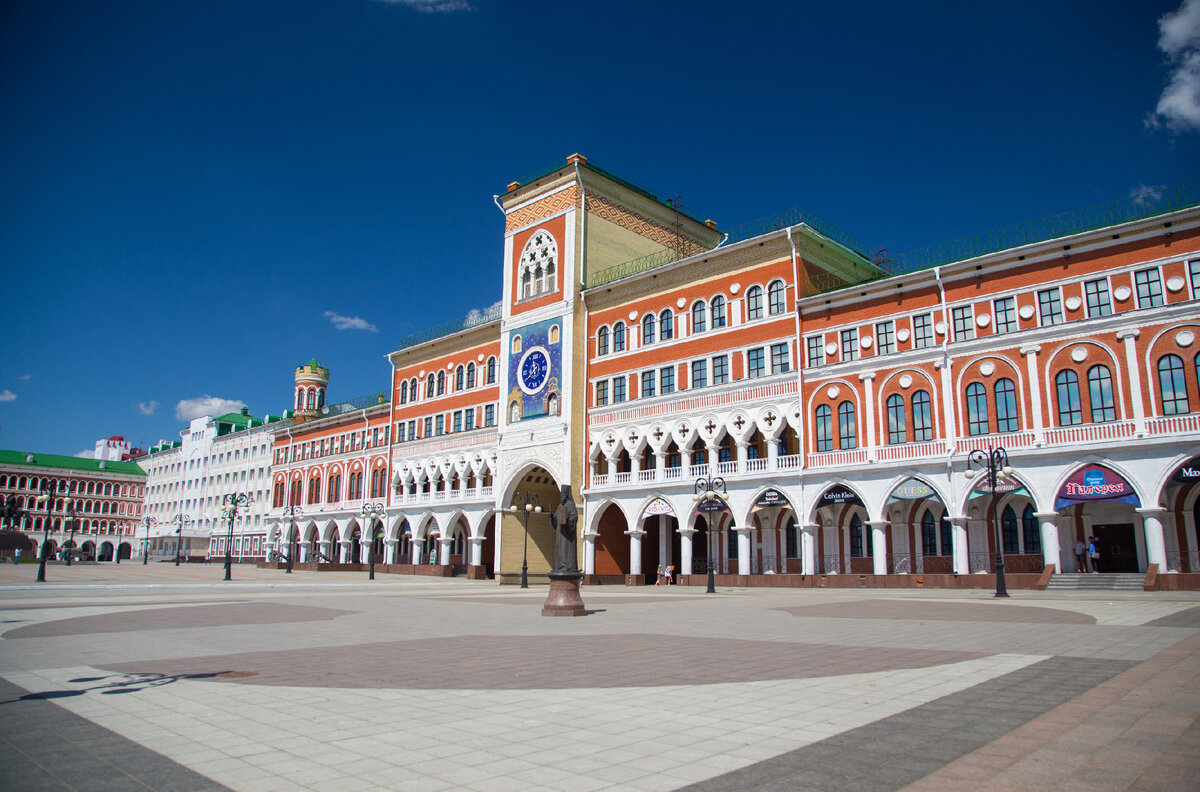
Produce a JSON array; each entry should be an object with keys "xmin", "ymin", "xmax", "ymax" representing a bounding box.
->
[{"xmin": 261, "ymin": 155, "xmax": 1200, "ymax": 586}]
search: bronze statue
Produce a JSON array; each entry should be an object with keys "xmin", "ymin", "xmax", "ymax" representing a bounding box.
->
[{"xmin": 549, "ymin": 485, "xmax": 579, "ymax": 575}]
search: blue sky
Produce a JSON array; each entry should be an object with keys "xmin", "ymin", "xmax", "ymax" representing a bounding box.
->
[{"xmin": 2, "ymin": 0, "xmax": 1198, "ymax": 456}]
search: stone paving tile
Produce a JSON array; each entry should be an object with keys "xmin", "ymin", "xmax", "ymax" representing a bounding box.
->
[{"xmin": 778, "ymin": 598, "xmax": 1097, "ymax": 623}]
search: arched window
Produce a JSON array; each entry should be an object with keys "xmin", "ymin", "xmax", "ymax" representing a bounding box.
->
[
  {"xmin": 815, "ymin": 405, "xmax": 833, "ymax": 452},
  {"xmin": 642, "ymin": 313, "xmax": 655, "ymax": 345},
  {"xmin": 597, "ymin": 327, "xmax": 609, "ymax": 356},
  {"xmin": 306, "ymin": 388, "xmax": 316, "ymax": 410},
  {"xmin": 425, "ymin": 375, "xmax": 435, "ymax": 399},
  {"xmin": 995, "ymin": 378, "xmax": 1018, "ymax": 433},
  {"xmin": 940, "ymin": 510, "xmax": 952, "ymax": 557},
  {"xmin": 518, "ymin": 230, "xmax": 558, "ymax": 299},
  {"xmin": 659, "ymin": 309, "xmax": 674, "ymax": 340},
  {"xmin": 466, "ymin": 362, "xmax": 476, "ymax": 389},
  {"xmin": 1087, "ymin": 365, "xmax": 1116, "ymax": 422},
  {"xmin": 850, "ymin": 514, "xmax": 870, "ymax": 557},
  {"xmin": 966, "ymin": 382, "xmax": 989, "ymax": 435},
  {"xmin": 691, "ymin": 300, "xmax": 707, "ymax": 333},
  {"xmin": 746, "ymin": 286, "xmax": 763, "ymax": 320},
  {"xmin": 399, "ymin": 380, "xmax": 408, "ymax": 404},
  {"xmin": 921, "ymin": 510, "xmax": 937, "ymax": 555},
  {"xmin": 511, "ymin": 335, "xmax": 521, "ymax": 355},
  {"xmin": 409, "ymin": 378, "xmax": 418, "ymax": 401},
  {"xmin": 435, "ymin": 371, "xmax": 444, "ymax": 396},
  {"xmin": 838, "ymin": 401, "xmax": 857, "ymax": 450},
  {"xmin": 912, "ymin": 390, "xmax": 933, "ymax": 441},
  {"xmin": 455, "ymin": 365, "xmax": 464, "ymax": 391},
  {"xmin": 711, "ymin": 295, "xmax": 727, "ymax": 328},
  {"xmin": 768, "ymin": 279, "xmax": 786, "ymax": 315},
  {"xmin": 295, "ymin": 387, "xmax": 303, "ymax": 410},
  {"xmin": 886, "ymin": 394, "xmax": 907, "ymax": 444},
  {"xmin": 1158, "ymin": 354, "xmax": 1190, "ymax": 414},
  {"xmin": 1001, "ymin": 505, "xmax": 1019, "ymax": 553},
  {"xmin": 613, "ymin": 322, "xmax": 626, "ymax": 352},
  {"xmin": 1055, "ymin": 370, "xmax": 1082, "ymax": 425},
  {"xmin": 1022, "ymin": 504, "xmax": 1041, "ymax": 554},
  {"xmin": 486, "ymin": 357, "xmax": 496, "ymax": 384},
  {"xmin": 327, "ymin": 474, "xmax": 341, "ymax": 502},
  {"xmin": 308, "ymin": 476, "xmax": 321, "ymax": 504}
]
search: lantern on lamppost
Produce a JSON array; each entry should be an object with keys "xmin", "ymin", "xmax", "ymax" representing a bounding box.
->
[
  {"xmin": 220, "ymin": 493, "xmax": 253, "ymax": 582},
  {"xmin": 509, "ymin": 492, "xmax": 542, "ymax": 589},
  {"xmin": 965, "ymin": 445, "xmax": 1015, "ymax": 598},
  {"xmin": 361, "ymin": 502, "xmax": 385, "ymax": 581},
  {"xmin": 693, "ymin": 476, "xmax": 729, "ymax": 594}
]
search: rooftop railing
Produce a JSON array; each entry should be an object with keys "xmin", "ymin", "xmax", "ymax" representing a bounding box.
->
[{"xmin": 392, "ymin": 303, "xmax": 502, "ymax": 352}]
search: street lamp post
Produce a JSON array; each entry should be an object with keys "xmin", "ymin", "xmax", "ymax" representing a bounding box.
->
[
  {"xmin": 509, "ymin": 492, "xmax": 542, "ymax": 588},
  {"xmin": 693, "ymin": 476, "xmax": 729, "ymax": 594},
  {"xmin": 34, "ymin": 479, "xmax": 59, "ymax": 583},
  {"xmin": 361, "ymin": 502, "xmax": 384, "ymax": 581},
  {"xmin": 172, "ymin": 513, "xmax": 192, "ymax": 566},
  {"xmin": 63, "ymin": 495, "xmax": 78, "ymax": 566},
  {"xmin": 141, "ymin": 516, "xmax": 157, "ymax": 565},
  {"xmin": 281, "ymin": 506, "xmax": 302, "ymax": 574},
  {"xmin": 966, "ymin": 445, "xmax": 1014, "ymax": 598},
  {"xmin": 221, "ymin": 493, "xmax": 253, "ymax": 582}
]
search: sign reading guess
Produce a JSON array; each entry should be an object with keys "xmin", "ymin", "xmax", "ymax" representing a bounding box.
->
[
  {"xmin": 1054, "ymin": 465, "xmax": 1140, "ymax": 509},
  {"xmin": 889, "ymin": 480, "xmax": 936, "ymax": 501}
]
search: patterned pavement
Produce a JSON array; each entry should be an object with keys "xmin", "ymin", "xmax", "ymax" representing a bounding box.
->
[{"xmin": 0, "ymin": 562, "xmax": 1197, "ymax": 791}]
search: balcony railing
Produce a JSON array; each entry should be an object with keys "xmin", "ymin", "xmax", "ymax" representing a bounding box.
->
[
  {"xmin": 746, "ymin": 457, "xmax": 769, "ymax": 473},
  {"xmin": 1042, "ymin": 421, "xmax": 1136, "ymax": 446},
  {"xmin": 807, "ymin": 448, "xmax": 869, "ymax": 468},
  {"xmin": 589, "ymin": 377, "xmax": 797, "ymax": 427}
]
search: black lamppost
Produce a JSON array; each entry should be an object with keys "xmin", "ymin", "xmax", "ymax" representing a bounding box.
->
[
  {"xmin": 4, "ymin": 494, "xmax": 29, "ymax": 562},
  {"xmin": 140, "ymin": 515, "xmax": 157, "ymax": 565},
  {"xmin": 34, "ymin": 479, "xmax": 59, "ymax": 583},
  {"xmin": 509, "ymin": 491, "xmax": 541, "ymax": 588},
  {"xmin": 361, "ymin": 502, "xmax": 384, "ymax": 581},
  {"xmin": 221, "ymin": 493, "xmax": 252, "ymax": 582},
  {"xmin": 966, "ymin": 445, "xmax": 1014, "ymax": 598},
  {"xmin": 693, "ymin": 476, "xmax": 728, "ymax": 594},
  {"xmin": 281, "ymin": 506, "xmax": 302, "ymax": 574},
  {"xmin": 172, "ymin": 513, "xmax": 192, "ymax": 566},
  {"xmin": 63, "ymin": 493, "xmax": 78, "ymax": 566}
]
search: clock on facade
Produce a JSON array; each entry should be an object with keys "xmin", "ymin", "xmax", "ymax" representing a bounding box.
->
[{"xmin": 518, "ymin": 346, "xmax": 551, "ymax": 395}]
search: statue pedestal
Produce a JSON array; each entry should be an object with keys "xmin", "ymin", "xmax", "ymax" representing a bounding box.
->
[{"xmin": 542, "ymin": 573, "xmax": 587, "ymax": 617}]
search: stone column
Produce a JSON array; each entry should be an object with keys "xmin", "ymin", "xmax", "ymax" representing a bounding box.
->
[
  {"xmin": 860, "ymin": 372, "xmax": 877, "ymax": 460},
  {"xmin": 1035, "ymin": 512, "xmax": 1061, "ymax": 573},
  {"xmin": 1021, "ymin": 345, "xmax": 1044, "ymax": 444},
  {"xmin": 950, "ymin": 516, "xmax": 969, "ymax": 575},
  {"xmin": 1138, "ymin": 507, "xmax": 1168, "ymax": 571},
  {"xmin": 1117, "ymin": 329, "xmax": 1146, "ymax": 435},
  {"xmin": 359, "ymin": 537, "xmax": 372, "ymax": 566},
  {"xmin": 626, "ymin": 529, "xmax": 644, "ymax": 577},
  {"xmin": 410, "ymin": 537, "xmax": 424, "ymax": 565},
  {"xmin": 802, "ymin": 522, "xmax": 817, "ymax": 575},
  {"xmin": 867, "ymin": 521, "xmax": 889, "ymax": 575},
  {"xmin": 736, "ymin": 441, "xmax": 748, "ymax": 473},
  {"xmin": 736, "ymin": 527, "xmax": 753, "ymax": 575},
  {"xmin": 767, "ymin": 438, "xmax": 779, "ymax": 469},
  {"xmin": 340, "ymin": 539, "xmax": 351, "ymax": 563},
  {"xmin": 762, "ymin": 520, "xmax": 778, "ymax": 574},
  {"xmin": 468, "ymin": 536, "xmax": 483, "ymax": 566},
  {"xmin": 582, "ymin": 530, "xmax": 597, "ymax": 575},
  {"xmin": 658, "ymin": 516, "xmax": 671, "ymax": 568},
  {"xmin": 678, "ymin": 527, "xmax": 695, "ymax": 577},
  {"xmin": 706, "ymin": 443, "xmax": 719, "ymax": 476},
  {"xmin": 439, "ymin": 535, "xmax": 454, "ymax": 567},
  {"xmin": 654, "ymin": 452, "xmax": 666, "ymax": 482}
]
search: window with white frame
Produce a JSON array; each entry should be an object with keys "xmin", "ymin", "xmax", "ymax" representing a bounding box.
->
[
  {"xmin": 952, "ymin": 306, "xmax": 974, "ymax": 341},
  {"xmin": 1037, "ymin": 288, "xmax": 1063, "ymax": 326},
  {"xmin": 641, "ymin": 370, "xmax": 656, "ymax": 398},
  {"xmin": 875, "ymin": 320, "xmax": 895, "ymax": 355},
  {"xmin": 595, "ymin": 381, "xmax": 608, "ymax": 407},
  {"xmin": 913, "ymin": 314, "xmax": 934, "ymax": 348},
  {"xmin": 746, "ymin": 286, "xmax": 763, "ymax": 320},
  {"xmin": 691, "ymin": 360, "xmax": 708, "ymax": 388},
  {"xmin": 518, "ymin": 230, "xmax": 557, "ymax": 299},
  {"xmin": 1084, "ymin": 278, "xmax": 1111, "ymax": 318},
  {"xmin": 613, "ymin": 376, "xmax": 626, "ymax": 403},
  {"xmin": 806, "ymin": 336, "xmax": 824, "ymax": 367},
  {"xmin": 1189, "ymin": 260, "xmax": 1200, "ymax": 297},
  {"xmin": 660, "ymin": 366, "xmax": 675, "ymax": 394},
  {"xmin": 712, "ymin": 354, "xmax": 729, "ymax": 384},
  {"xmin": 768, "ymin": 280, "xmax": 786, "ymax": 315},
  {"xmin": 771, "ymin": 342, "xmax": 790, "ymax": 374},
  {"xmin": 840, "ymin": 328, "xmax": 858, "ymax": 361},
  {"xmin": 747, "ymin": 348, "xmax": 765, "ymax": 378},
  {"xmin": 1135, "ymin": 267, "xmax": 1164, "ymax": 308}
]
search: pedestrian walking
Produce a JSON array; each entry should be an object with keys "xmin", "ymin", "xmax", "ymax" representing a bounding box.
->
[
  {"xmin": 1073, "ymin": 539, "xmax": 1086, "ymax": 573},
  {"xmin": 1088, "ymin": 536, "xmax": 1100, "ymax": 573}
]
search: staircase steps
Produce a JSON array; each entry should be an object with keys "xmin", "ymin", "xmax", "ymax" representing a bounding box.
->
[{"xmin": 1045, "ymin": 573, "xmax": 1145, "ymax": 591}]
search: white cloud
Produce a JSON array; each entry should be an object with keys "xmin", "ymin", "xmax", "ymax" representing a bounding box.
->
[
  {"xmin": 74, "ymin": 450, "xmax": 94, "ymax": 458},
  {"xmin": 1147, "ymin": 0, "xmax": 1200, "ymax": 133},
  {"xmin": 0, "ymin": 389, "xmax": 15, "ymax": 402},
  {"xmin": 138, "ymin": 400, "xmax": 160, "ymax": 416},
  {"xmin": 324, "ymin": 310, "xmax": 379, "ymax": 332},
  {"xmin": 373, "ymin": 0, "xmax": 475, "ymax": 12},
  {"xmin": 175, "ymin": 396, "xmax": 247, "ymax": 421},
  {"xmin": 17, "ymin": 374, "xmax": 30, "ymax": 380}
]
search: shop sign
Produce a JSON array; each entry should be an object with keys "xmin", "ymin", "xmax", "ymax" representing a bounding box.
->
[
  {"xmin": 818, "ymin": 486, "xmax": 864, "ymax": 507},
  {"xmin": 1170, "ymin": 456, "xmax": 1200, "ymax": 484},
  {"xmin": 755, "ymin": 488, "xmax": 790, "ymax": 508},
  {"xmin": 1054, "ymin": 465, "xmax": 1140, "ymax": 509},
  {"xmin": 646, "ymin": 497, "xmax": 674, "ymax": 516},
  {"xmin": 696, "ymin": 494, "xmax": 728, "ymax": 513},
  {"xmin": 890, "ymin": 480, "xmax": 936, "ymax": 500},
  {"xmin": 970, "ymin": 479, "xmax": 1028, "ymax": 497}
]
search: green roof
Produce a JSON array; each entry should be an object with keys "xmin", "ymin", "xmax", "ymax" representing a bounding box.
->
[{"xmin": 0, "ymin": 449, "xmax": 146, "ymax": 477}]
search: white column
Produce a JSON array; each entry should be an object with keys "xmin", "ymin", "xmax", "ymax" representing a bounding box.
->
[
  {"xmin": 706, "ymin": 443, "xmax": 719, "ymax": 476},
  {"xmin": 1183, "ymin": 510, "xmax": 1198, "ymax": 572},
  {"xmin": 626, "ymin": 530, "xmax": 644, "ymax": 576},
  {"xmin": 678, "ymin": 527, "xmax": 695, "ymax": 577},
  {"xmin": 658, "ymin": 515, "xmax": 670, "ymax": 567},
  {"xmin": 736, "ymin": 441, "xmax": 748, "ymax": 473},
  {"xmin": 1138, "ymin": 507, "xmax": 1168, "ymax": 571},
  {"xmin": 359, "ymin": 537, "xmax": 372, "ymax": 565},
  {"xmin": 1035, "ymin": 512, "xmax": 1061, "ymax": 573},
  {"xmin": 868, "ymin": 521, "xmax": 889, "ymax": 575},
  {"xmin": 340, "ymin": 540, "xmax": 351, "ymax": 563},
  {"xmin": 439, "ymin": 535, "xmax": 454, "ymax": 566},
  {"xmin": 860, "ymin": 372, "xmax": 877, "ymax": 461},
  {"xmin": 1021, "ymin": 345, "xmax": 1044, "ymax": 444},
  {"xmin": 935, "ymin": 358, "xmax": 957, "ymax": 451},
  {"xmin": 1117, "ymin": 329, "xmax": 1146, "ymax": 435},
  {"xmin": 319, "ymin": 540, "xmax": 332, "ymax": 562},
  {"xmin": 951, "ymin": 516, "xmax": 969, "ymax": 574},
  {"xmin": 582, "ymin": 531, "xmax": 597, "ymax": 575},
  {"xmin": 762, "ymin": 521, "xmax": 778, "ymax": 573},
  {"xmin": 736, "ymin": 527, "xmax": 752, "ymax": 575},
  {"xmin": 410, "ymin": 537, "xmax": 424, "ymax": 565},
  {"xmin": 802, "ymin": 522, "xmax": 817, "ymax": 575},
  {"xmin": 468, "ymin": 536, "xmax": 483, "ymax": 566},
  {"xmin": 654, "ymin": 452, "xmax": 666, "ymax": 482}
]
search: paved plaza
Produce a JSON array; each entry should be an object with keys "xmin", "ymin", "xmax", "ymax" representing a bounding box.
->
[{"xmin": 0, "ymin": 563, "xmax": 1197, "ymax": 791}]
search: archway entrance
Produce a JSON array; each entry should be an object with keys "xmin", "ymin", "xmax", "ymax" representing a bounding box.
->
[
  {"xmin": 638, "ymin": 498, "xmax": 679, "ymax": 584},
  {"xmin": 1055, "ymin": 464, "xmax": 1143, "ymax": 573},
  {"xmin": 592, "ymin": 503, "xmax": 629, "ymax": 582},
  {"xmin": 883, "ymin": 478, "xmax": 947, "ymax": 574},
  {"xmin": 811, "ymin": 484, "xmax": 867, "ymax": 574},
  {"xmin": 498, "ymin": 465, "xmax": 563, "ymax": 585},
  {"xmin": 749, "ymin": 489, "xmax": 795, "ymax": 575}
]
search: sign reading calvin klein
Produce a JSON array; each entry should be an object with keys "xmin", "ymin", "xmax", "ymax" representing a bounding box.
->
[
  {"xmin": 755, "ymin": 489, "xmax": 790, "ymax": 508},
  {"xmin": 818, "ymin": 486, "xmax": 864, "ymax": 507},
  {"xmin": 1171, "ymin": 456, "xmax": 1200, "ymax": 484},
  {"xmin": 1054, "ymin": 465, "xmax": 1140, "ymax": 510}
]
